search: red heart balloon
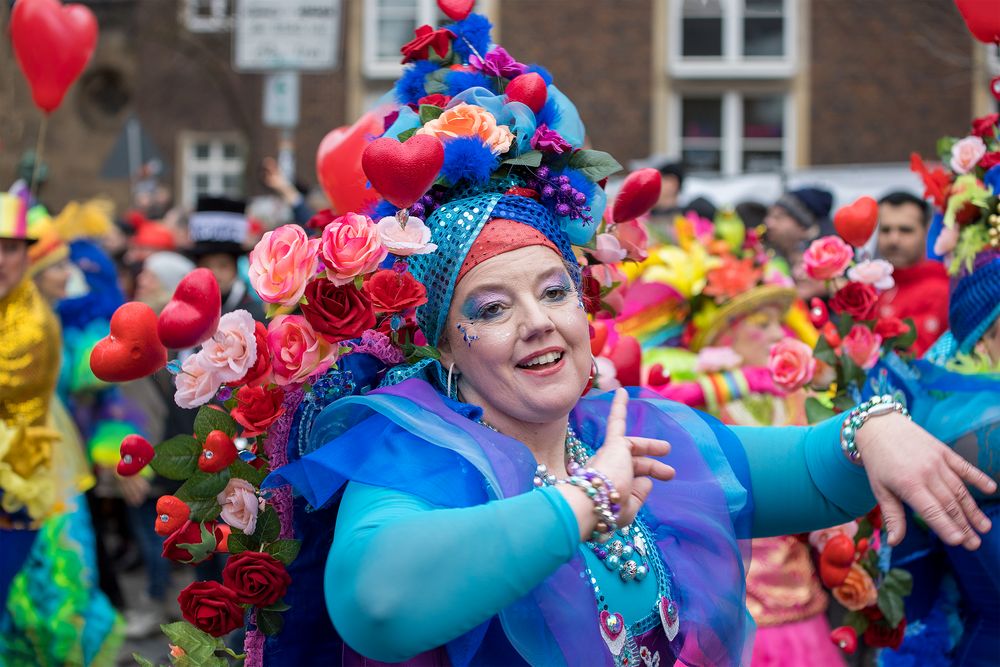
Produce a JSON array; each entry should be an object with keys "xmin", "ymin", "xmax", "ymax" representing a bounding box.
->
[
  {"xmin": 117, "ymin": 434, "xmax": 155, "ymax": 477},
  {"xmin": 10, "ymin": 0, "xmax": 98, "ymax": 114},
  {"xmin": 613, "ymin": 168, "xmax": 662, "ymax": 223},
  {"xmin": 317, "ymin": 109, "xmax": 388, "ymax": 216},
  {"xmin": 833, "ymin": 196, "xmax": 878, "ymax": 247},
  {"xmin": 647, "ymin": 364, "xmax": 670, "ymax": 387},
  {"xmin": 829, "ymin": 626, "xmax": 858, "ymax": 655},
  {"xmin": 157, "ymin": 268, "xmax": 221, "ymax": 349},
  {"xmin": 590, "ymin": 320, "xmax": 609, "ymax": 357},
  {"xmin": 437, "ymin": 0, "xmax": 474, "ymax": 21},
  {"xmin": 505, "ymin": 73, "xmax": 548, "ymax": 114},
  {"xmin": 199, "ymin": 430, "xmax": 237, "ymax": 473},
  {"xmin": 362, "ymin": 134, "xmax": 445, "ymax": 209},
  {"xmin": 154, "ymin": 495, "xmax": 191, "ymax": 536},
  {"xmin": 91, "ymin": 302, "xmax": 168, "ymax": 382},
  {"xmin": 955, "ymin": 0, "xmax": 1000, "ymax": 44},
  {"xmin": 607, "ymin": 335, "xmax": 642, "ymax": 388}
]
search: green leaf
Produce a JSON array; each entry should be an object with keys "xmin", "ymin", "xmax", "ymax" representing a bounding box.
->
[
  {"xmin": 227, "ymin": 530, "xmax": 259, "ymax": 554},
  {"xmin": 132, "ymin": 654, "xmax": 156, "ymax": 667},
  {"xmin": 264, "ymin": 539, "xmax": 302, "ymax": 566},
  {"xmin": 877, "ymin": 585, "xmax": 906, "ymax": 628},
  {"xmin": 397, "ymin": 128, "xmax": 418, "ymax": 142},
  {"xmin": 805, "ymin": 397, "xmax": 837, "ymax": 424},
  {"xmin": 422, "ymin": 68, "xmax": 449, "ymax": 95},
  {"xmin": 264, "ymin": 600, "xmax": 292, "ymax": 613},
  {"xmin": 502, "ymin": 150, "xmax": 543, "ymax": 167},
  {"xmin": 882, "ymin": 568, "xmax": 914, "ymax": 597},
  {"xmin": 254, "ymin": 505, "xmax": 281, "ymax": 543},
  {"xmin": 177, "ymin": 522, "xmax": 219, "ymax": 563},
  {"xmin": 832, "ymin": 393, "xmax": 856, "ymax": 412},
  {"xmin": 568, "ymin": 149, "xmax": 622, "ymax": 181},
  {"xmin": 256, "ymin": 609, "xmax": 285, "ymax": 637},
  {"xmin": 834, "ymin": 312, "xmax": 854, "ymax": 338},
  {"xmin": 889, "ymin": 318, "xmax": 918, "ymax": 350},
  {"xmin": 812, "ymin": 335, "xmax": 838, "ymax": 367},
  {"xmin": 150, "ymin": 435, "xmax": 200, "ymax": 481},
  {"xmin": 842, "ymin": 610, "xmax": 870, "ymax": 634},
  {"xmin": 194, "ymin": 406, "xmax": 237, "ymax": 442},
  {"xmin": 936, "ymin": 136, "xmax": 958, "ymax": 163},
  {"xmin": 855, "ymin": 517, "xmax": 874, "ymax": 540},
  {"xmin": 160, "ymin": 621, "xmax": 224, "ymax": 663},
  {"xmin": 177, "ymin": 469, "xmax": 231, "ymax": 502},
  {"xmin": 186, "ymin": 497, "xmax": 222, "ymax": 523},
  {"xmin": 230, "ymin": 459, "xmax": 268, "ymax": 488},
  {"xmin": 419, "ymin": 104, "xmax": 444, "ymax": 124}
]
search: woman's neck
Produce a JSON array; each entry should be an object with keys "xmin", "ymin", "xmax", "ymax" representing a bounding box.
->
[{"xmin": 481, "ymin": 408, "xmax": 571, "ymax": 477}]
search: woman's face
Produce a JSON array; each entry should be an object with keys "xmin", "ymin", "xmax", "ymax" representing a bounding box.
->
[
  {"xmin": 134, "ymin": 268, "xmax": 167, "ymax": 312},
  {"xmin": 439, "ymin": 245, "xmax": 592, "ymax": 427},
  {"xmin": 34, "ymin": 258, "xmax": 71, "ymax": 303},
  {"xmin": 721, "ymin": 304, "xmax": 787, "ymax": 367}
]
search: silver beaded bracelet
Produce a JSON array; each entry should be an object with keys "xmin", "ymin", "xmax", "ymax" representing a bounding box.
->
[{"xmin": 840, "ymin": 394, "xmax": 910, "ymax": 465}]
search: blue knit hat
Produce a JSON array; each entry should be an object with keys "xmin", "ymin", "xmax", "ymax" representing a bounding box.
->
[
  {"xmin": 774, "ymin": 187, "xmax": 833, "ymax": 229},
  {"xmin": 949, "ymin": 255, "xmax": 1000, "ymax": 354}
]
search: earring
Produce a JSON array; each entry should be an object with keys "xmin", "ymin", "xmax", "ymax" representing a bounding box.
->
[{"xmin": 447, "ymin": 362, "xmax": 458, "ymax": 398}]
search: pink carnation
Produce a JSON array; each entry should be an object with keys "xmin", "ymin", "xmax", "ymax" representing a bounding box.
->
[
  {"xmin": 320, "ymin": 213, "xmax": 387, "ymax": 286},
  {"xmin": 199, "ymin": 310, "xmax": 258, "ymax": 383},
  {"xmin": 375, "ymin": 215, "xmax": 437, "ymax": 257},
  {"xmin": 174, "ymin": 353, "xmax": 223, "ymax": 409},
  {"xmin": 842, "ymin": 325, "xmax": 882, "ymax": 370},
  {"xmin": 267, "ymin": 314, "xmax": 337, "ymax": 386},
  {"xmin": 846, "ymin": 259, "xmax": 895, "ymax": 291},
  {"xmin": 767, "ymin": 338, "xmax": 816, "ymax": 392},
  {"xmin": 802, "ymin": 236, "xmax": 854, "ymax": 280},
  {"xmin": 248, "ymin": 225, "xmax": 320, "ymax": 306}
]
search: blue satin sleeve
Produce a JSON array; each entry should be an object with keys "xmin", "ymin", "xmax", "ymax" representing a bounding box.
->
[
  {"xmin": 325, "ymin": 482, "xmax": 579, "ymax": 662},
  {"xmin": 729, "ymin": 414, "xmax": 876, "ymax": 537}
]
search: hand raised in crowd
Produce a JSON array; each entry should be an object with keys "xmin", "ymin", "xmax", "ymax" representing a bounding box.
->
[{"xmin": 855, "ymin": 413, "xmax": 996, "ymax": 550}]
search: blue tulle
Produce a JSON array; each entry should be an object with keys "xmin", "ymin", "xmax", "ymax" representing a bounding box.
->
[
  {"xmin": 447, "ymin": 87, "xmax": 538, "ymax": 155},
  {"xmin": 545, "ymin": 86, "xmax": 585, "ymax": 148},
  {"xmin": 383, "ymin": 105, "xmax": 422, "ymax": 140}
]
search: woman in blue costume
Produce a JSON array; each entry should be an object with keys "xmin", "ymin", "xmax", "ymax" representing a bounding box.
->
[{"xmin": 264, "ymin": 15, "xmax": 994, "ymax": 666}]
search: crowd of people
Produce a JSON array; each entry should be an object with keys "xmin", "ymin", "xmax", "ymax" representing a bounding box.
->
[{"xmin": 1, "ymin": 7, "xmax": 998, "ymax": 667}]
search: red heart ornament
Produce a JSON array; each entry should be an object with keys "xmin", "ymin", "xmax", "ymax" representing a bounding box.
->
[
  {"xmin": 91, "ymin": 302, "xmax": 168, "ymax": 382},
  {"xmin": 819, "ymin": 533, "xmax": 856, "ymax": 587},
  {"xmin": 955, "ymin": 0, "xmax": 1000, "ymax": 44},
  {"xmin": 437, "ymin": 0, "xmax": 474, "ymax": 21},
  {"xmin": 589, "ymin": 321, "xmax": 609, "ymax": 357},
  {"xmin": 214, "ymin": 523, "xmax": 232, "ymax": 553},
  {"xmin": 505, "ymin": 73, "xmax": 548, "ymax": 114},
  {"xmin": 157, "ymin": 268, "xmax": 222, "ymax": 349},
  {"xmin": 647, "ymin": 363, "xmax": 670, "ymax": 387},
  {"xmin": 199, "ymin": 430, "xmax": 238, "ymax": 473},
  {"xmin": 10, "ymin": 0, "xmax": 98, "ymax": 114},
  {"xmin": 154, "ymin": 495, "xmax": 191, "ymax": 537},
  {"xmin": 607, "ymin": 335, "xmax": 642, "ymax": 388},
  {"xmin": 117, "ymin": 434, "xmax": 155, "ymax": 477},
  {"xmin": 830, "ymin": 626, "xmax": 858, "ymax": 654},
  {"xmin": 362, "ymin": 134, "xmax": 445, "ymax": 209},
  {"xmin": 833, "ymin": 196, "xmax": 878, "ymax": 247},
  {"xmin": 613, "ymin": 168, "xmax": 662, "ymax": 223}
]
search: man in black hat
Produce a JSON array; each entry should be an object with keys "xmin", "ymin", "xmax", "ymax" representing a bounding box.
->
[
  {"xmin": 187, "ymin": 197, "xmax": 265, "ymax": 321},
  {"xmin": 764, "ymin": 187, "xmax": 834, "ymax": 270}
]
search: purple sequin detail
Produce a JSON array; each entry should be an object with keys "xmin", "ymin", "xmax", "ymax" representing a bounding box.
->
[
  {"xmin": 244, "ymin": 608, "xmax": 265, "ymax": 667},
  {"xmin": 264, "ymin": 386, "xmax": 303, "ymax": 540},
  {"xmin": 350, "ymin": 331, "xmax": 406, "ymax": 365}
]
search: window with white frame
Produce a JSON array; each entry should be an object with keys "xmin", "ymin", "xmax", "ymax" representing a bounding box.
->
[
  {"xmin": 180, "ymin": 135, "xmax": 246, "ymax": 208},
  {"xmin": 670, "ymin": 0, "xmax": 795, "ymax": 78},
  {"xmin": 675, "ymin": 91, "xmax": 790, "ymax": 176},
  {"xmin": 184, "ymin": 0, "xmax": 234, "ymax": 33}
]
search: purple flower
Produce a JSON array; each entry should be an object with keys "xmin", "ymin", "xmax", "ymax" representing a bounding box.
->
[
  {"xmin": 530, "ymin": 124, "xmax": 572, "ymax": 154},
  {"xmin": 470, "ymin": 47, "xmax": 525, "ymax": 79}
]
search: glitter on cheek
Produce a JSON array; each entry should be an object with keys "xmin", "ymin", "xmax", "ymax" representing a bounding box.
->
[{"xmin": 456, "ymin": 323, "xmax": 480, "ymax": 347}]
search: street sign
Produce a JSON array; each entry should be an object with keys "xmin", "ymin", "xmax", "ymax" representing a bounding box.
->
[
  {"xmin": 263, "ymin": 72, "xmax": 300, "ymax": 128},
  {"xmin": 234, "ymin": 0, "xmax": 341, "ymax": 72}
]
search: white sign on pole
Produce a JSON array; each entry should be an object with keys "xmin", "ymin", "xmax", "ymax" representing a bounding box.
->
[
  {"xmin": 234, "ymin": 0, "xmax": 341, "ymax": 72},
  {"xmin": 263, "ymin": 72, "xmax": 300, "ymax": 128}
]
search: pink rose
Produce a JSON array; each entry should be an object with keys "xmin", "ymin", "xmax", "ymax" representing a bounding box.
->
[
  {"xmin": 934, "ymin": 224, "xmax": 960, "ymax": 256},
  {"xmin": 592, "ymin": 233, "xmax": 627, "ymax": 264},
  {"xmin": 174, "ymin": 353, "xmax": 223, "ymax": 409},
  {"xmin": 802, "ymin": 236, "xmax": 854, "ymax": 280},
  {"xmin": 695, "ymin": 347, "xmax": 744, "ymax": 373},
  {"xmin": 767, "ymin": 338, "xmax": 817, "ymax": 392},
  {"xmin": 809, "ymin": 521, "xmax": 859, "ymax": 551},
  {"xmin": 320, "ymin": 213, "xmax": 387, "ymax": 286},
  {"xmin": 846, "ymin": 259, "xmax": 895, "ymax": 291},
  {"xmin": 248, "ymin": 225, "xmax": 320, "ymax": 306},
  {"xmin": 610, "ymin": 220, "xmax": 649, "ymax": 262},
  {"xmin": 217, "ymin": 478, "xmax": 263, "ymax": 534},
  {"xmin": 842, "ymin": 325, "xmax": 882, "ymax": 370},
  {"xmin": 375, "ymin": 216, "xmax": 438, "ymax": 256},
  {"xmin": 199, "ymin": 310, "xmax": 258, "ymax": 383},
  {"xmin": 267, "ymin": 315, "xmax": 337, "ymax": 386},
  {"xmin": 950, "ymin": 135, "xmax": 987, "ymax": 175}
]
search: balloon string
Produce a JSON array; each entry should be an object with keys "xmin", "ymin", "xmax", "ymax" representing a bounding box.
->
[{"xmin": 31, "ymin": 116, "xmax": 48, "ymax": 199}]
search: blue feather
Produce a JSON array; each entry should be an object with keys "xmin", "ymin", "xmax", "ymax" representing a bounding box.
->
[
  {"xmin": 440, "ymin": 137, "xmax": 498, "ymax": 186},
  {"xmin": 535, "ymin": 98, "xmax": 562, "ymax": 130},
  {"xmin": 524, "ymin": 64, "xmax": 553, "ymax": 86},
  {"xmin": 395, "ymin": 60, "xmax": 440, "ymax": 106},
  {"xmin": 446, "ymin": 70, "xmax": 496, "ymax": 97},
  {"xmin": 450, "ymin": 14, "xmax": 492, "ymax": 62},
  {"xmin": 371, "ymin": 199, "xmax": 400, "ymax": 219}
]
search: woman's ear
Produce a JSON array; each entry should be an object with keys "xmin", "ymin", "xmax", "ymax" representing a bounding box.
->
[{"xmin": 437, "ymin": 329, "xmax": 454, "ymax": 370}]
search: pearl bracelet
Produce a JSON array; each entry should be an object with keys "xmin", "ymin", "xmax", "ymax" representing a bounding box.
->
[
  {"xmin": 562, "ymin": 461, "xmax": 621, "ymax": 542},
  {"xmin": 840, "ymin": 394, "xmax": 910, "ymax": 465}
]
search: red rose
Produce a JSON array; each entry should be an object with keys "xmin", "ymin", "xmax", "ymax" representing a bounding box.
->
[
  {"xmin": 222, "ymin": 551, "xmax": 292, "ymax": 607},
  {"xmin": 177, "ymin": 580, "xmax": 244, "ymax": 637},
  {"xmin": 581, "ymin": 271, "xmax": 602, "ymax": 316},
  {"xmin": 231, "ymin": 385, "xmax": 286, "ymax": 437},
  {"xmin": 866, "ymin": 506, "xmax": 883, "ymax": 530},
  {"xmin": 830, "ymin": 282, "xmax": 878, "ymax": 320},
  {"xmin": 230, "ymin": 322, "xmax": 272, "ymax": 387},
  {"xmin": 163, "ymin": 521, "xmax": 217, "ymax": 564},
  {"xmin": 306, "ymin": 208, "xmax": 338, "ymax": 230},
  {"xmin": 400, "ymin": 25, "xmax": 454, "ymax": 63},
  {"xmin": 418, "ymin": 93, "xmax": 451, "ymax": 108},
  {"xmin": 300, "ymin": 279, "xmax": 375, "ymax": 344},
  {"xmin": 375, "ymin": 310, "xmax": 420, "ymax": 343},
  {"xmin": 364, "ymin": 270, "xmax": 428, "ymax": 314},
  {"xmin": 980, "ymin": 151, "xmax": 1000, "ymax": 169},
  {"xmin": 971, "ymin": 113, "xmax": 999, "ymax": 139},
  {"xmin": 863, "ymin": 616, "xmax": 907, "ymax": 649},
  {"xmin": 874, "ymin": 317, "xmax": 910, "ymax": 340}
]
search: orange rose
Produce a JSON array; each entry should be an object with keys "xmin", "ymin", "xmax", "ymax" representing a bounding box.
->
[
  {"xmin": 417, "ymin": 103, "xmax": 514, "ymax": 155},
  {"xmin": 832, "ymin": 563, "xmax": 878, "ymax": 611}
]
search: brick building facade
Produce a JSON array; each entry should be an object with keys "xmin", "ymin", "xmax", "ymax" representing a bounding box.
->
[{"xmin": 1, "ymin": 0, "xmax": 996, "ymax": 211}]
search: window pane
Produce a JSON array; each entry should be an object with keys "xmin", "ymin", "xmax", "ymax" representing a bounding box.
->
[
  {"xmin": 378, "ymin": 18, "xmax": 418, "ymax": 59},
  {"xmin": 743, "ymin": 0, "xmax": 783, "ymax": 56},
  {"xmin": 743, "ymin": 96, "xmax": 783, "ymax": 138},
  {"xmin": 682, "ymin": 98, "xmax": 723, "ymax": 138},
  {"xmin": 223, "ymin": 143, "xmax": 240, "ymax": 159},
  {"xmin": 195, "ymin": 174, "xmax": 210, "ymax": 190},
  {"xmin": 194, "ymin": 143, "xmax": 210, "ymax": 160},
  {"xmin": 682, "ymin": 149, "xmax": 721, "ymax": 173},
  {"xmin": 742, "ymin": 150, "xmax": 783, "ymax": 173},
  {"xmin": 223, "ymin": 174, "xmax": 243, "ymax": 194},
  {"xmin": 681, "ymin": 0, "xmax": 722, "ymax": 57}
]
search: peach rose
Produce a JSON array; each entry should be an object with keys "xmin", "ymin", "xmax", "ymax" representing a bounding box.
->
[
  {"xmin": 610, "ymin": 219, "xmax": 649, "ymax": 262},
  {"xmin": 199, "ymin": 310, "xmax": 258, "ymax": 383},
  {"xmin": 174, "ymin": 353, "xmax": 223, "ymax": 409},
  {"xmin": 592, "ymin": 233, "xmax": 627, "ymax": 264},
  {"xmin": 417, "ymin": 103, "xmax": 515, "ymax": 155},
  {"xmin": 832, "ymin": 563, "xmax": 879, "ymax": 611},
  {"xmin": 248, "ymin": 225, "xmax": 320, "ymax": 306},
  {"xmin": 767, "ymin": 338, "xmax": 817, "ymax": 392},
  {"xmin": 802, "ymin": 236, "xmax": 854, "ymax": 280},
  {"xmin": 950, "ymin": 135, "xmax": 987, "ymax": 175},
  {"xmin": 375, "ymin": 215, "xmax": 437, "ymax": 256},
  {"xmin": 842, "ymin": 325, "xmax": 882, "ymax": 370},
  {"xmin": 267, "ymin": 314, "xmax": 337, "ymax": 386},
  {"xmin": 847, "ymin": 259, "xmax": 895, "ymax": 291},
  {"xmin": 320, "ymin": 213, "xmax": 387, "ymax": 286},
  {"xmin": 217, "ymin": 478, "xmax": 263, "ymax": 534}
]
